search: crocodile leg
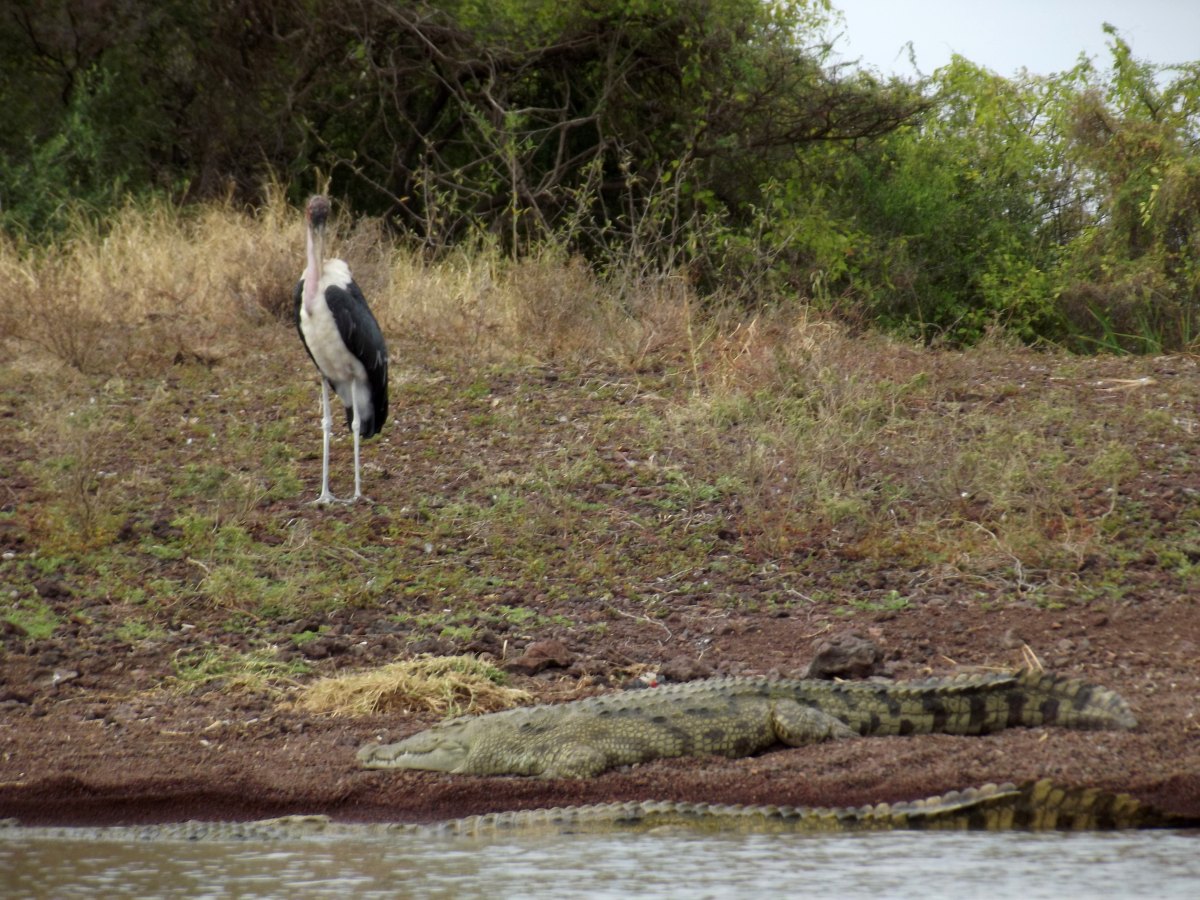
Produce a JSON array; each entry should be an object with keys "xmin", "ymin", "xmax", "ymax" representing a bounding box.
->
[
  {"xmin": 539, "ymin": 742, "xmax": 614, "ymax": 779},
  {"xmin": 770, "ymin": 699, "xmax": 857, "ymax": 745}
]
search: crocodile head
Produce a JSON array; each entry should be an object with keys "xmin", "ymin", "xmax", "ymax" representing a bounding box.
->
[{"xmin": 356, "ymin": 723, "xmax": 474, "ymax": 773}]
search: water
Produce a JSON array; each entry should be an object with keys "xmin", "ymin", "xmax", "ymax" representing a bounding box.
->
[{"xmin": 2, "ymin": 828, "xmax": 1198, "ymax": 899}]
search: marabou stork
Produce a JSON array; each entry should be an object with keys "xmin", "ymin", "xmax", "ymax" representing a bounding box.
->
[{"xmin": 294, "ymin": 195, "xmax": 389, "ymax": 504}]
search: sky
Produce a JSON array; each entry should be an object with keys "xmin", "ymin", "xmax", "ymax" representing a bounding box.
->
[{"xmin": 827, "ymin": 0, "xmax": 1200, "ymax": 78}]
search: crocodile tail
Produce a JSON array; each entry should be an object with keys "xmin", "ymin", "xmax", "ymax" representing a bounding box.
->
[
  {"xmin": 396, "ymin": 781, "xmax": 1195, "ymax": 835},
  {"xmin": 795, "ymin": 670, "xmax": 1135, "ymax": 737},
  {"xmin": 1011, "ymin": 780, "xmax": 1194, "ymax": 830},
  {"xmin": 894, "ymin": 780, "xmax": 1192, "ymax": 831},
  {"xmin": 1010, "ymin": 670, "xmax": 1137, "ymax": 731}
]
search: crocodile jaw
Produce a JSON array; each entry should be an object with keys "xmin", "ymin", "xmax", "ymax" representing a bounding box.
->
[{"xmin": 356, "ymin": 737, "xmax": 471, "ymax": 773}]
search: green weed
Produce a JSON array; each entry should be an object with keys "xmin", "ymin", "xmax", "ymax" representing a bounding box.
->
[
  {"xmin": 839, "ymin": 591, "xmax": 911, "ymax": 615},
  {"xmin": 1, "ymin": 596, "xmax": 60, "ymax": 639},
  {"xmin": 171, "ymin": 647, "xmax": 311, "ymax": 695}
]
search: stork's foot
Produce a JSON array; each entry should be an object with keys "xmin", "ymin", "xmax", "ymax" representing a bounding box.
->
[
  {"xmin": 312, "ymin": 491, "xmax": 349, "ymax": 506},
  {"xmin": 311, "ymin": 492, "xmax": 371, "ymax": 506}
]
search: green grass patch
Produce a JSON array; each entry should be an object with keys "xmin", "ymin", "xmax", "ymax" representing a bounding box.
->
[
  {"xmin": 114, "ymin": 619, "xmax": 168, "ymax": 643},
  {"xmin": 171, "ymin": 646, "xmax": 311, "ymax": 695},
  {"xmin": 1, "ymin": 596, "xmax": 61, "ymax": 639},
  {"xmin": 837, "ymin": 591, "xmax": 911, "ymax": 616}
]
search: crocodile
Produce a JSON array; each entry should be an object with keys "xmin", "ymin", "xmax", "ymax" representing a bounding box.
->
[
  {"xmin": 1, "ymin": 782, "xmax": 1193, "ymax": 840},
  {"xmin": 357, "ymin": 670, "xmax": 1136, "ymax": 778}
]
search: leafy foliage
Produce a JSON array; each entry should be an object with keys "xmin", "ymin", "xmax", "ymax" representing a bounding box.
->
[
  {"xmin": 1055, "ymin": 27, "xmax": 1200, "ymax": 350},
  {"xmin": 0, "ymin": 4, "xmax": 1197, "ymax": 349}
]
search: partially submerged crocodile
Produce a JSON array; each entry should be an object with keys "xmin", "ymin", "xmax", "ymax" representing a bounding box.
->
[
  {"xmin": 358, "ymin": 670, "xmax": 1136, "ymax": 778},
  {"xmin": 2, "ymin": 782, "xmax": 1193, "ymax": 840}
]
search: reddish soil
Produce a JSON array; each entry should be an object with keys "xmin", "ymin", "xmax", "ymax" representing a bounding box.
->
[
  {"xmin": 1, "ymin": 337, "xmax": 1198, "ymax": 827},
  {"xmin": 2, "ymin": 598, "xmax": 1197, "ymax": 826}
]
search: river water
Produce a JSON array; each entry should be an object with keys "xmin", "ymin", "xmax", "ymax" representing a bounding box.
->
[{"xmin": 2, "ymin": 828, "xmax": 1198, "ymax": 899}]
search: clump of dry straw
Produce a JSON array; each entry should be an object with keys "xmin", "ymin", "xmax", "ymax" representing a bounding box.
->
[{"xmin": 295, "ymin": 654, "xmax": 531, "ymax": 717}]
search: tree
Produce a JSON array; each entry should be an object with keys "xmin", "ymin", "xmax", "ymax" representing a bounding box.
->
[{"xmin": 1055, "ymin": 25, "xmax": 1200, "ymax": 350}]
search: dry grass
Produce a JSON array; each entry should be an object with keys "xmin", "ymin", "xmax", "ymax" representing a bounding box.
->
[
  {"xmin": 0, "ymin": 189, "xmax": 672, "ymax": 373},
  {"xmin": 0, "ymin": 187, "xmax": 299, "ymax": 373},
  {"xmin": 34, "ymin": 406, "xmax": 124, "ymax": 552},
  {"xmin": 659, "ymin": 310, "xmax": 1160, "ymax": 589},
  {"xmin": 294, "ymin": 655, "xmax": 532, "ymax": 717},
  {"xmin": 379, "ymin": 244, "xmax": 662, "ymax": 366},
  {"xmin": 668, "ymin": 314, "xmax": 924, "ymax": 545},
  {"xmin": 0, "ymin": 195, "xmax": 1182, "ymax": 608}
]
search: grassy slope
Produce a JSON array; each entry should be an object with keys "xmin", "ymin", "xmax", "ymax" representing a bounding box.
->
[{"xmin": 1, "ymin": 198, "xmax": 1198, "ymax": 692}]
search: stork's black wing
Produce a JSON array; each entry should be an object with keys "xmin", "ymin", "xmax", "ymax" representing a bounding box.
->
[{"xmin": 324, "ymin": 280, "xmax": 389, "ymax": 437}]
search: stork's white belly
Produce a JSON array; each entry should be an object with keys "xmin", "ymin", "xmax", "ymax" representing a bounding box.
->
[{"xmin": 299, "ymin": 262, "xmax": 368, "ymax": 387}]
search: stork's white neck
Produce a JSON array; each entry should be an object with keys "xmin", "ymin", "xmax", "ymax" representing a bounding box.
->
[{"xmin": 304, "ymin": 225, "xmax": 325, "ymax": 314}]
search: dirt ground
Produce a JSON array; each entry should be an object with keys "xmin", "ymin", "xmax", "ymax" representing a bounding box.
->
[
  {"xmin": 1, "ymin": 335, "xmax": 1198, "ymax": 827},
  {"xmin": 2, "ymin": 569, "xmax": 1198, "ymax": 826}
]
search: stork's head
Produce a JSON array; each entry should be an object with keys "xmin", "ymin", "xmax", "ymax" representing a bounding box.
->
[{"xmin": 306, "ymin": 194, "xmax": 331, "ymax": 230}]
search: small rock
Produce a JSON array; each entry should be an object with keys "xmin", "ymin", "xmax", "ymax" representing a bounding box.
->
[
  {"xmin": 33, "ymin": 579, "xmax": 69, "ymax": 600},
  {"xmin": 0, "ymin": 687, "xmax": 33, "ymax": 705},
  {"xmin": 300, "ymin": 636, "xmax": 351, "ymax": 660},
  {"xmin": 1000, "ymin": 628, "xmax": 1025, "ymax": 650},
  {"xmin": 658, "ymin": 655, "xmax": 714, "ymax": 683},
  {"xmin": 805, "ymin": 631, "xmax": 882, "ymax": 679},
  {"xmin": 51, "ymin": 669, "xmax": 80, "ymax": 687},
  {"xmin": 505, "ymin": 639, "xmax": 573, "ymax": 675},
  {"xmin": 105, "ymin": 703, "xmax": 140, "ymax": 725}
]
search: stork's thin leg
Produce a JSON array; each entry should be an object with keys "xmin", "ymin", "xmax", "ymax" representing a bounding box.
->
[
  {"xmin": 314, "ymin": 379, "xmax": 339, "ymax": 505},
  {"xmin": 350, "ymin": 380, "xmax": 363, "ymax": 501}
]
